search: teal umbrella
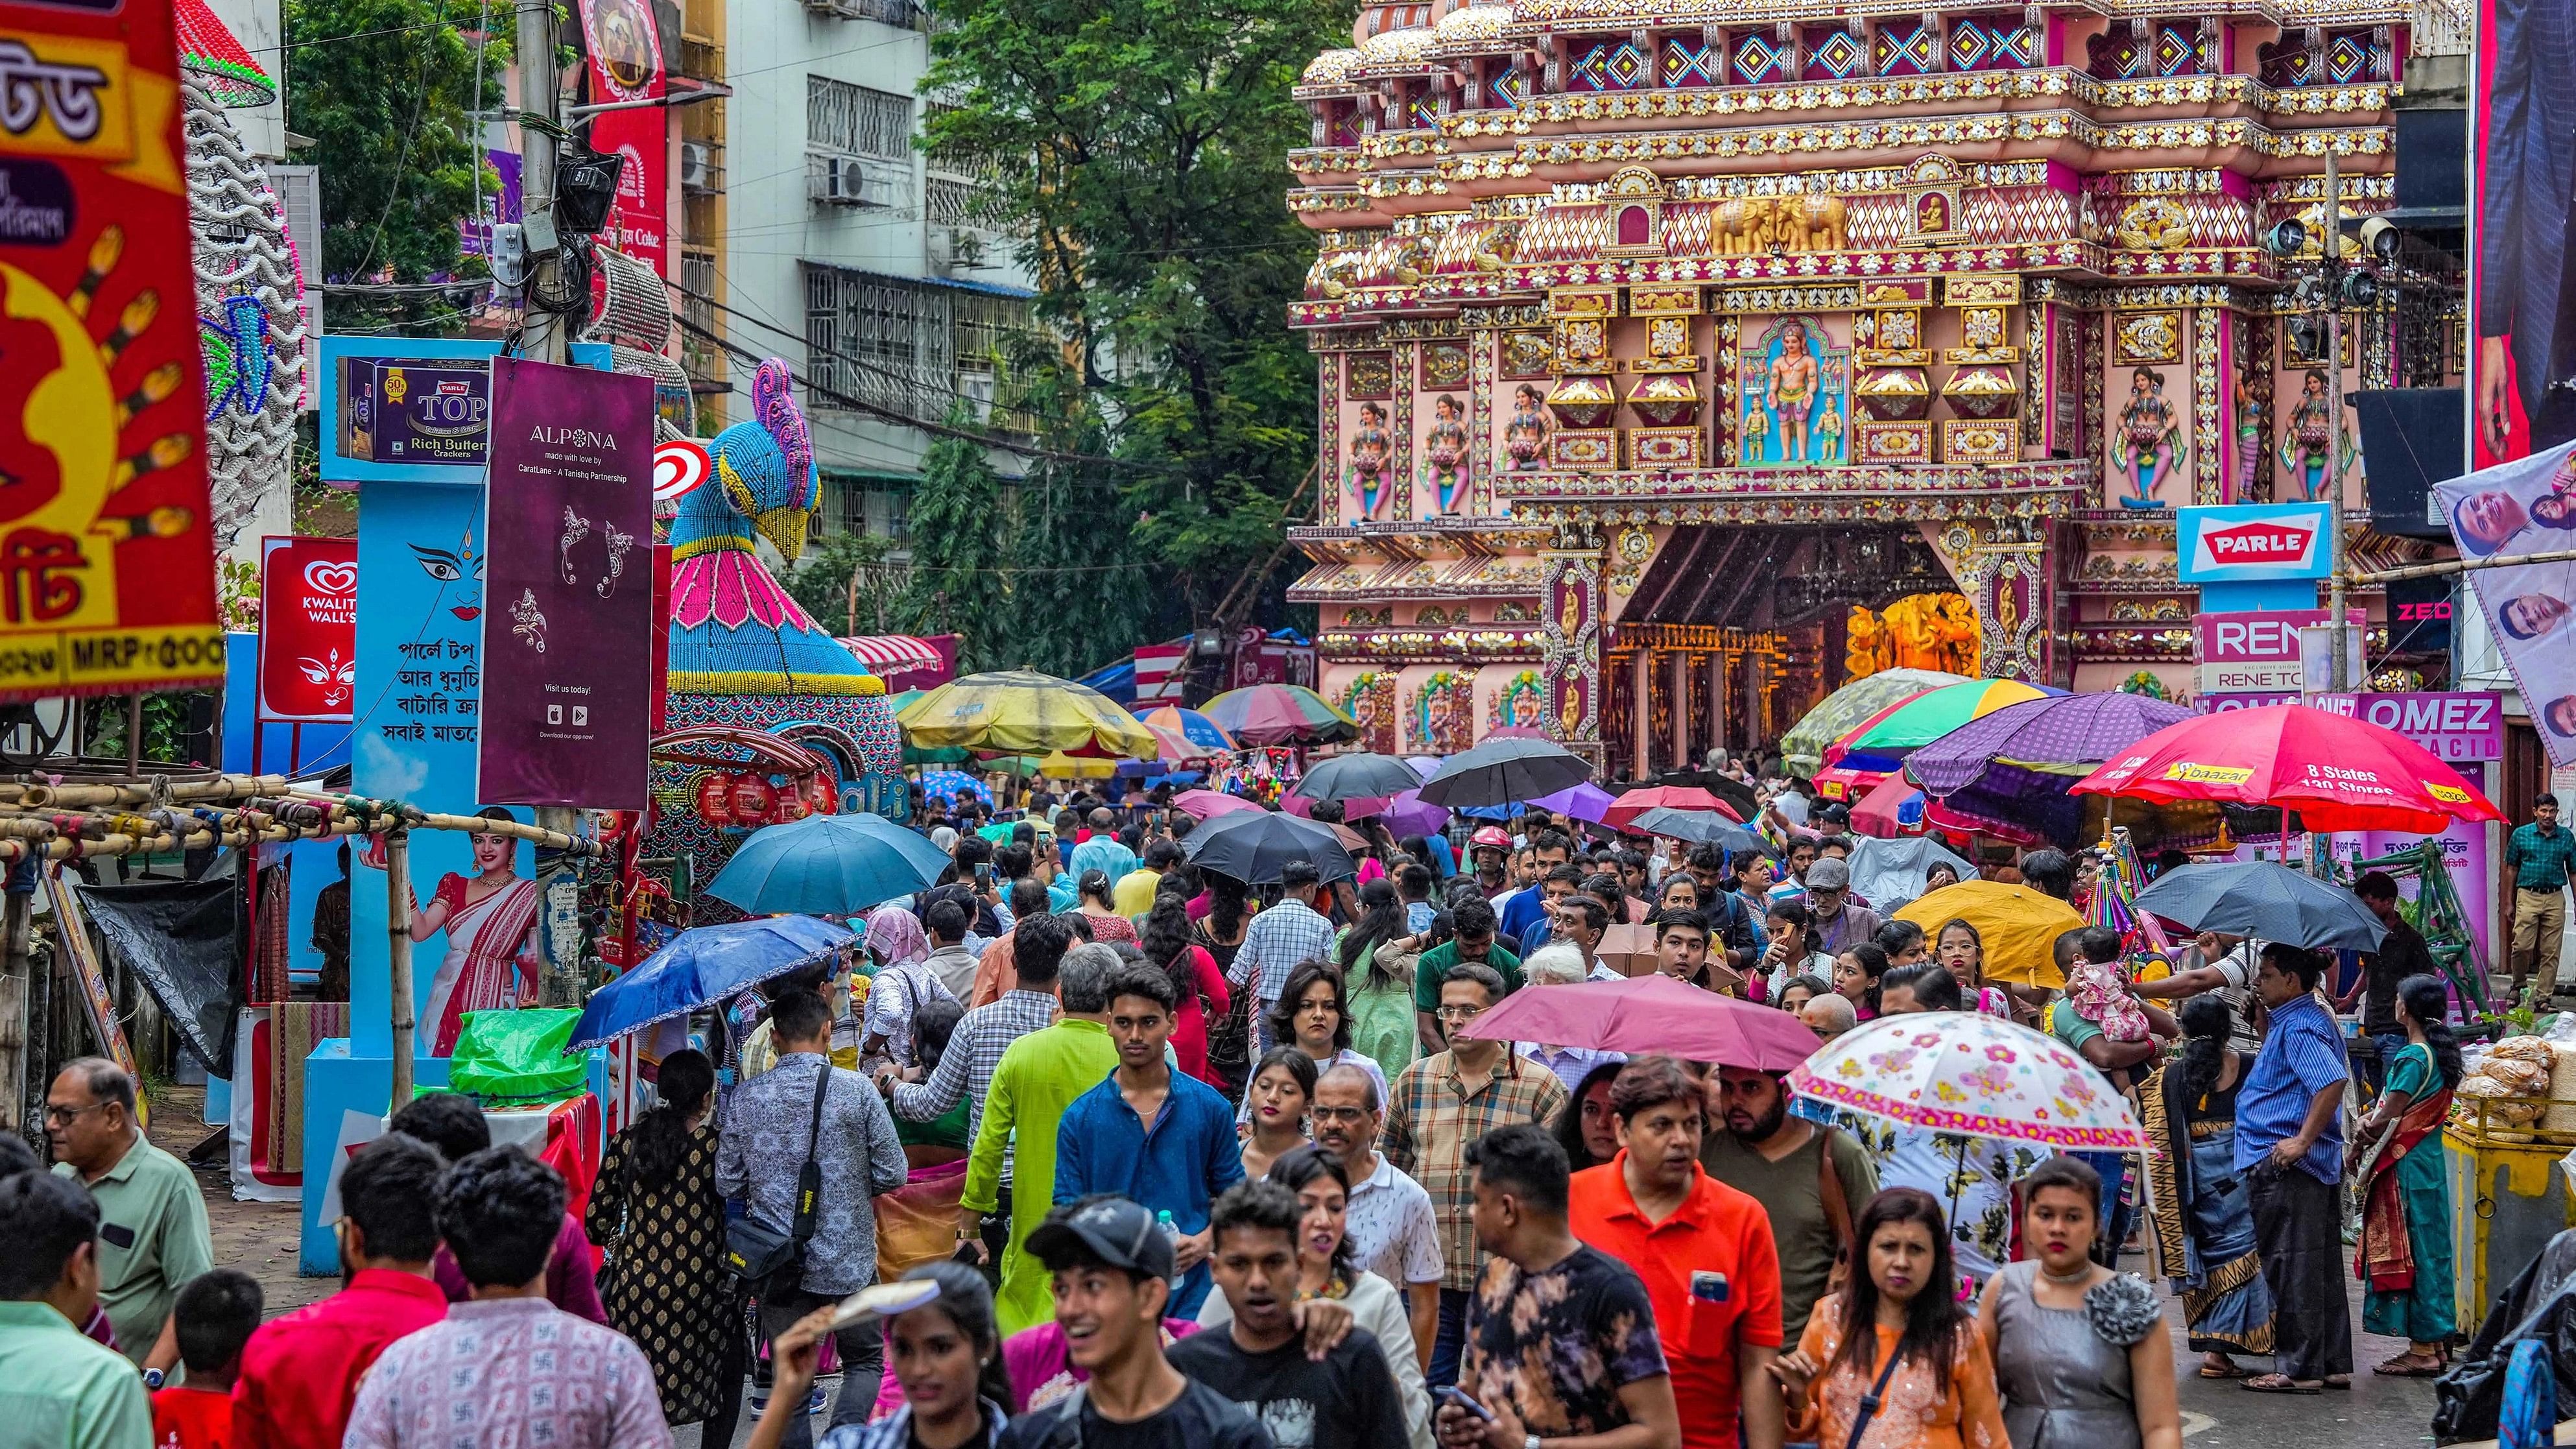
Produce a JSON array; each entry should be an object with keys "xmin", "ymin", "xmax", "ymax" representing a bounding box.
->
[{"xmin": 706, "ymin": 812, "xmax": 950, "ymax": 916}]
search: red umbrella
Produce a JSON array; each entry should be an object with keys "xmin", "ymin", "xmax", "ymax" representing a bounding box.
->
[
  {"xmin": 1454, "ymin": 974, "xmax": 1818, "ymax": 1070},
  {"xmin": 2069, "ymin": 702, "xmax": 2503, "ymax": 834},
  {"xmin": 1849, "ymin": 774, "xmax": 1926, "ymax": 838},
  {"xmin": 1172, "ymin": 789, "xmax": 1261, "ymax": 821},
  {"xmin": 1603, "ymin": 785, "xmax": 1741, "ymax": 830}
]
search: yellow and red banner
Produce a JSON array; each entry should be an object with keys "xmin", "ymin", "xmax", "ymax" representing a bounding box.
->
[{"xmin": 0, "ymin": 0, "xmax": 224, "ymax": 699}]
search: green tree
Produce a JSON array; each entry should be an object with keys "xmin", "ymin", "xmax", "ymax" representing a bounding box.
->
[
  {"xmin": 1003, "ymin": 452, "xmax": 1152, "ymax": 679},
  {"xmin": 921, "ymin": 0, "xmax": 1330, "ymax": 634},
  {"xmin": 899, "ymin": 412, "xmax": 1012, "ymax": 670},
  {"xmin": 783, "ymin": 529, "xmax": 903, "ymax": 636},
  {"xmin": 285, "ymin": 0, "xmax": 505, "ymax": 329}
]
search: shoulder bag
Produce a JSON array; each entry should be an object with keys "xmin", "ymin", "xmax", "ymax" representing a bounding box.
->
[{"xmin": 724, "ymin": 1057, "xmax": 834, "ymax": 1293}]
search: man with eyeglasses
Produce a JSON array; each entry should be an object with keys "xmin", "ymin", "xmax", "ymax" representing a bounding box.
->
[
  {"xmin": 46, "ymin": 1058, "xmax": 211, "ymax": 1387},
  {"xmin": 1796, "ymin": 857, "xmax": 1880, "ymax": 955},
  {"xmin": 1383, "ymin": 963, "xmax": 1571, "ymax": 1390},
  {"xmin": 1311, "ymin": 1063, "xmax": 1444, "ymax": 1369}
]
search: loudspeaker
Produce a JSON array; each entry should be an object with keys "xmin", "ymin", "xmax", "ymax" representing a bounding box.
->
[{"xmin": 2354, "ymin": 388, "xmax": 2464, "ymax": 539}]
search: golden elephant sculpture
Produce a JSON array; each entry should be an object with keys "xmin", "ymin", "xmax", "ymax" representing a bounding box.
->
[
  {"xmin": 1715, "ymin": 196, "xmax": 1777, "ymax": 256},
  {"xmin": 1776, "ymin": 195, "xmax": 1850, "ymax": 252}
]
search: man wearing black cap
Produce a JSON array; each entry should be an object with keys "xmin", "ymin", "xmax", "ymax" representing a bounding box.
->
[{"xmin": 997, "ymin": 1196, "xmax": 1277, "ymax": 1449}]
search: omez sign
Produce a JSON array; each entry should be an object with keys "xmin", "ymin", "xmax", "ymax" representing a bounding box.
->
[{"xmin": 2176, "ymin": 503, "xmax": 2335, "ymax": 584}]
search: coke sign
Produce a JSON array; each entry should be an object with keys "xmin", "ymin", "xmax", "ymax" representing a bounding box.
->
[{"xmin": 258, "ymin": 536, "xmax": 359, "ymax": 722}]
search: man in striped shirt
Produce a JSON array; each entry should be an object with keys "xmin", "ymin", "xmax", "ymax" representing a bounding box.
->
[{"xmin": 1230, "ymin": 861, "xmax": 1339, "ymax": 1053}]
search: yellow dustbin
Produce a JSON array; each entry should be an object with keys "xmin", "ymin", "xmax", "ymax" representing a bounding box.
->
[{"xmin": 2444, "ymin": 1122, "xmax": 2576, "ymax": 1333}]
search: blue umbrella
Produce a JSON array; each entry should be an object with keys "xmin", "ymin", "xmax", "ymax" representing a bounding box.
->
[
  {"xmin": 568, "ymin": 916, "xmax": 855, "ymax": 1048},
  {"xmin": 708, "ymin": 812, "xmax": 952, "ymax": 916}
]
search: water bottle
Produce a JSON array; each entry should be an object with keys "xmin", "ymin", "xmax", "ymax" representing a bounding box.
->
[{"xmin": 1156, "ymin": 1209, "xmax": 1184, "ymax": 1289}]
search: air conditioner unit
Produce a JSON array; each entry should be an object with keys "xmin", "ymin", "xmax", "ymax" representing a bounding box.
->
[
  {"xmin": 815, "ymin": 155, "xmax": 903, "ymax": 208},
  {"xmin": 680, "ymin": 141, "xmax": 715, "ymax": 190},
  {"xmin": 927, "ymin": 226, "xmax": 988, "ymax": 276}
]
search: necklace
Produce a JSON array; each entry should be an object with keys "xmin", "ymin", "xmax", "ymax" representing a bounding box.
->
[{"xmin": 2040, "ymin": 1263, "xmax": 2095, "ymax": 1286}]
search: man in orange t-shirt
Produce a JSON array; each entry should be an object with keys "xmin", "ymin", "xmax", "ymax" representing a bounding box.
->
[{"xmin": 1568, "ymin": 1055, "xmax": 1785, "ymax": 1449}]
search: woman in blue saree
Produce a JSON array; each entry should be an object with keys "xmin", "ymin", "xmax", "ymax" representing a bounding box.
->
[{"xmin": 2143, "ymin": 995, "xmax": 2277, "ymax": 1377}]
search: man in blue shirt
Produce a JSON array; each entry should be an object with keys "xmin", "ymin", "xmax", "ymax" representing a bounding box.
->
[
  {"xmin": 1055, "ymin": 961, "xmax": 1245, "ymax": 1319},
  {"xmin": 2507, "ymin": 795, "xmax": 2576, "ymax": 1005},
  {"xmin": 2234, "ymin": 942, "xmax": 2353, "ymax": 1393},
  {"xmin": 1496, "ymin": 829, "xmax": 1573, "ymax": 945}
]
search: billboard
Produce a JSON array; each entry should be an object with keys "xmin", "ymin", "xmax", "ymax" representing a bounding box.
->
[
  {"xmin": 2175, "ymin": 503, "xmax": 2336, "ymax": 583},
  {"xmin": 0, "ymin": 0, "xmax": 228, "ymax": 699},
  {"xmin": 578, "ymin": 0, "xmax": 668, "ymax": 274},
  {"xmin": 2435, "ymin": 440, "xmax": 2576, "ymax": 765},
  {"xmin": 475, "ymin": 359, "xmax": 656, "ymax": 809},
  {"xmin": 2474, "ymin": 0, "xmax": 2575, "ymax": 466},
  {"xmin": 256, "ymin": 537, "xmax": 358, "ymax": 721}
]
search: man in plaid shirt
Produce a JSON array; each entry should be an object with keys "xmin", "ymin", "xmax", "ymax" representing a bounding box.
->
[
  {"xmin": 1382, "ymin": 959, "xmax": 1568, "ymax": 1389},
  {"xmin": 1229, "ymin": 860, "xmax": 1339, "ymax": 1053}
]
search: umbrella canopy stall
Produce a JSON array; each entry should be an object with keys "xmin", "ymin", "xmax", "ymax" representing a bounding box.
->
[
  {"xmin": 706, "ymin": 812, "xmax": 951, "ymax": 917},
  {"xmin": 1455, "ymin": 974, "xmax": 1820, "ymax": 1070},
  {"xmin": 1848, "ymin": 774, "xmax": 1926, "ymax": 838},
  {"xmin": 2071, "ymin": 703, "xmax": 2503, "ymax": 836},
  {"xmin": 897, "ymin": 671, "xmax": 1162, "ymax": 758},
  {"xmin": 1136, "ymin": 705, "xmax": 1237, "ymax": 753},
  {"xmin": 1905, "ymin": 691, "xmax": 2213, "ymax": 850},
  {"xmin": 1200, "ymin": 684, "xmax": 1358, "ymax": 746},
  {"xmin": 569, "ymin": 916, "xmax": 855, "ymax": 1048},
  {"xmin": 2132, "ymin": 861, "xmax": 2390, "ymax": 952},
  {"xmin": 1779, "ymin": 668, "xmax": 1966, "ymax": 777},
  {"xmin": 1822, "ymin": 678, "xmax": 2065, "ymax": 776},
  {"xmin": 1790, "ymin": 1013, "xmax": 2145, "ymax": 1151},
  {"xmin": 1891, "ymin": 880, "xmax": 2086, "ymax": 988}
]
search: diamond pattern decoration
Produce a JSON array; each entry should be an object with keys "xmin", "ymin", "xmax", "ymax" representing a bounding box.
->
[
  {"xmin": 1876, "ymin": 21, "xmax": 1936, "ymax": 75},
  {"xmin": 1488, "ymin": 68, "xmax": 1529, "ymax": 108},
  {"xmin": 2325, "ymin": 32, "xmax": 2369, "ymax": 82},
  {"xmin": 1570, "ymin": 38, "xmax": 1651, "ymax": 90},
  {"xmin": 1662, "ymin": 36, "xmax": 1722, "ymax": 86},
  {"xmin": 1950, "ymin": 16, "xmax": 2038, "ymax": 71},
  {"xmin": 1732, "ymin": 32, "xmax": 1787, "ymax": 84},
  {"xmin": 1409, "ymin": 93, "xmax": 1442, "ymax": 128},
  {"xmin": 1807, "ymin": 28, "xmax": 1866, "ymax": 79},
  {"xmin": 1948, "ymin": 20, "xmax": 1990, "ymax": 69}
]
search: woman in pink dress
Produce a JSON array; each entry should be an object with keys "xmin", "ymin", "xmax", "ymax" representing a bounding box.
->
[{"xmin": 398, "ymin": 809, "xmax": 542, "ymax": 1055}]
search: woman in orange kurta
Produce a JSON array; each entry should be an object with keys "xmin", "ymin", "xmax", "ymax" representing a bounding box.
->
[{"xmin": 1771, "ymin": 1187, "xmax": 2010, "ymax": 1449}]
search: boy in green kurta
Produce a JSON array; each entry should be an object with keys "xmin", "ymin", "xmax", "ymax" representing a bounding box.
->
[{"xmin": 964, "ymin": 944, "xmax": 1122, "ymax": 1334}]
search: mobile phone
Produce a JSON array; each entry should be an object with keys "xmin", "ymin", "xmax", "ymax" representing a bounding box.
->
[
  {"xmin": 1433, "ymin": 1387, "xmax": 1492, "ymax": 1421},
  {"xmin": 1691, "ymin": 1270, "xmax": 1731, "ymax": 1303}
]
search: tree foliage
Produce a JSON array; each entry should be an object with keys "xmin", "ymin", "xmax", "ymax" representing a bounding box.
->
[
  {"xmin": 898, "ymin": 413, "xmax": 1014, "ymax": 671},
  {"xmin": 783, "ymin": 529, "xmax": 904, "ymax": 638},
  {"xmin": 921, "ymin": 0, "xmax": 1330, "ymax": 635},
  {"xmin": 285, "ymin": 0, "xmax": 505, "ymax": 329}
]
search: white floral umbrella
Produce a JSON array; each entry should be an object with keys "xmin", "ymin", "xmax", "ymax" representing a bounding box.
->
[{"xmin": 1789, "ymin": 1012, "xmax": 2144, "ymax": 1152}]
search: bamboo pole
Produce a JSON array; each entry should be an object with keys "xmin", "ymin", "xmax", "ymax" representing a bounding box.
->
[
  {"xmin": 0, "ymin": 881, "xmax": 25, "ymax": 1132},
  {"xmin": 385, "ymin": 830, "xmax": 416, "ymax": 1110}
]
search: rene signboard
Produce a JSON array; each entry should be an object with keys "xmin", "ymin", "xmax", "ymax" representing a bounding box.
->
[{"xmin": 2175, "ymin": 503, "xmax": 2336, "ymax": 584}]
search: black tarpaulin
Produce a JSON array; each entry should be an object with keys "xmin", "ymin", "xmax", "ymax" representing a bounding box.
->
[{"xmin": 75, "ymin": 877, "xmax": 242, "ymax": 1077}]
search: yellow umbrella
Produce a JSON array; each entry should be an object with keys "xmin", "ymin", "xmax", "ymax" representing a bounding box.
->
[
  {"xmin": 1038, "ymin": 752, "xmax": 1119, "ymax": 779},
  {"xmin": 1893, "ymin": 880, "xmax": 2085, "ymax": 988},
  {"xmin": 896, "ymin": 670, "xmax": 1160, "ymax": 758}
]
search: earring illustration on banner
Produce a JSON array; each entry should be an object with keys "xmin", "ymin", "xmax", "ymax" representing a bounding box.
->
[
  {"xmin": 510, "ymin": 589, "xmax": 548, "ymax": 653},
  {"xmin": 560, "ymin": 506, "xmax": 592, "ymax": 585},
  {"xmin": 597, "ymin": 520, "xmax": 635, "ymax": 598}
]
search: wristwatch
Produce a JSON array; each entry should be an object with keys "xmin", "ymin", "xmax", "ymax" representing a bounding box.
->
[
  {"xmin": 142, "ymin": 1369, "xmax": 165, "ymax": 1391},
  {"xmin": 1523, "ymin": 1435, "xmax": 1541, "ymax": 1449}
]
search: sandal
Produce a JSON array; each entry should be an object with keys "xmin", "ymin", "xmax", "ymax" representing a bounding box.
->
[
  {"xmin": 2375, "ymin": 1354, "xmax": 2446, "ymax": 1378},
  {"xmin": 2243, "ymin": 1374, "xmax": 2323, "ymax": 1395},
  {"xmin": 2324, "ymin": 1374, "xmax": 2353, "ymax": 1390},
  {"xmin": 2199, "ymin": 1357, "xmax": 2256, "ymax": 1380}
]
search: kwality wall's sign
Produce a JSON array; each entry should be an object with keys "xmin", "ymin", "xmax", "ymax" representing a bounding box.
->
[
  {"xmin": 256, "ymin": 537, "xmax": 357, "ymax": 722},
  {"xmin": 2193, "ymin": 608, "xmax": 2363, "ymax": 693},
  {"xmin": 2176, "ymin": 503, "xmax": 2336, "ymax": 583},
  {"xmin": 2194, "ymin": 691, "xmax": 2505, "ymax": 762}
]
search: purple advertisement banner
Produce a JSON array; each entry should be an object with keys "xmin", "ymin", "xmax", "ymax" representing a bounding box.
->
[
  {"xmin": 2192, "ymin": 690, "xmax": 2504, "ymax": 762},
  {"xmin": 476, "ymin": 357, "xmax": 655, "ymax": 809}
]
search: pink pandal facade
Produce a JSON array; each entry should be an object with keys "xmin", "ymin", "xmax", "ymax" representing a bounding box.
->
[{"xmin": 1285, "ymin": 0, "xmax": 2416, "ymax": 771}]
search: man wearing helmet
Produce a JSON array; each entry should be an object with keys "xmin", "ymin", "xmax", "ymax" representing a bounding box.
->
[{"xmin": 1468, "ymin": 826, "xmax": 1510, "ymax": 894}]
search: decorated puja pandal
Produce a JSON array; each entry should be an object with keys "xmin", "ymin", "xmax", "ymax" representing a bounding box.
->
[{"xmin": 1287, "ymin": 0, "xmax": 2431, "ymax": 777}]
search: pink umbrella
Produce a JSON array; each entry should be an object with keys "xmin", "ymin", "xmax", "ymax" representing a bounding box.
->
[
  {"xmin": 1483, "ymin": 725, "xmax": 1550, "ymax": 741},
  {"xmin": 1173, "ymin": 789, "xmax": 1262, "ymax": 821},
  {"xmin": 1455, "ymin": 974, "xmax": 1820, "ymax": 1070}
]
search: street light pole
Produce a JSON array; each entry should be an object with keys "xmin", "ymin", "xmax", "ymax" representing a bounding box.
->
[{"xmin": 2322, "ymin": 143, "xmax": 2352, "ymax": 692}]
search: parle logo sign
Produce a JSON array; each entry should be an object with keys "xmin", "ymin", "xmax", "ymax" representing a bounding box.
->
[{"xmin": 2193, "ymin": 519, "xmax": 2318, "ymax": 571}]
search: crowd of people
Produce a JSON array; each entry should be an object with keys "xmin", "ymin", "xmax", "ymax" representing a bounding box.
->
[{"xmin": 0, "ymin": 768, "xmax": 2496, "ymax": 1448}]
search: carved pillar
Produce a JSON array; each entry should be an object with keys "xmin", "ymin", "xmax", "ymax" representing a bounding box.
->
[
  {"xmin": 1962, "ymin": 538, "xmax": 2050, "ymax": 683},
  {"xmin": 1631, "ymin": 646, "xmax": 1652, "ymax": 783},
  {"xmin": 1541, "ymin": 531, "xmax": 1604, "ymax": 767},
  {"xmin": 1708, "ymin": 651, "xmax": 1730, "ymax": 754},
  {"xmin": 1743, "ymin": 649, "xmax": 1767, "ymax": 748},
  {"xmin": 1669, "ymin": 649, "xmax": 1691, "ymax": 773}
]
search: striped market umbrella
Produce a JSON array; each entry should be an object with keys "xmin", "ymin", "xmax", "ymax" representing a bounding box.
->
[
  {"xmin": 1200, "ymin": 684, "xmax": 1358, "ymax": 747},
  {"xmin": 1779, "ymin": 669, "xmax": 1966, "ymax": 777},
  {"xmin": 1137, "ymin": 705, "xmax": 1237, "ymax": 753},
  {"xmin": 897, "ymin": 671, "xmax": 1160, "ymax": 758},
  {"xmin": 1821, "ymin": 678, "xmax": 2065, "ymax": 775}
]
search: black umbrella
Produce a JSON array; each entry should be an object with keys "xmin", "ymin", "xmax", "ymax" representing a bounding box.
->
[
  {"xmin": 1181, "ymin": 809, "xmax": 1357, "ymax": 885},
  {"xmin": 2132, "ymin": 861, "xmax": 2387, "ymax": 952},
  {"xmin": 1288, "ymin": 752, "xmax": 1424, "ymax": 805},
  {"xmin": 1418, "ymin": 737, "xmax": 1592, "ymax": 809},
  {"xmin": 1628, "ymin": 807, "xmax": 1772, "ymax": 857}
]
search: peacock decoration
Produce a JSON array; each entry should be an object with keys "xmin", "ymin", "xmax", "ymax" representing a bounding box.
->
[{"xmin": 645, "ymin": 359, "xmax": 908, "ymax": 905}]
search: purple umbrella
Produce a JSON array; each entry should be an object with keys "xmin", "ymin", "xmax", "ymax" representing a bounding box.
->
[
  {"xmin": 1531, "ymin": 781, "xmax": 1614, "ymax": 824},
  {"xmin": 1905, "ymin": 692, "xmax": 2196, "ymax": 846},
  {"xmin": 1374, "ymin": 790, "xmax": 1450, "ymax": 839}
]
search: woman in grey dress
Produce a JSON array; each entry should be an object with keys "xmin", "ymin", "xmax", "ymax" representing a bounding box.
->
[{"xmin": 1977, "ymin": 1156, "xmax": 2182, "ymax": 1449}]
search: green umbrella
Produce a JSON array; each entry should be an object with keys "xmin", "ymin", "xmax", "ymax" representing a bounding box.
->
[{"xmin": 1778, "ymin": 668, "xmax": 1964, "ymax": 778}]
